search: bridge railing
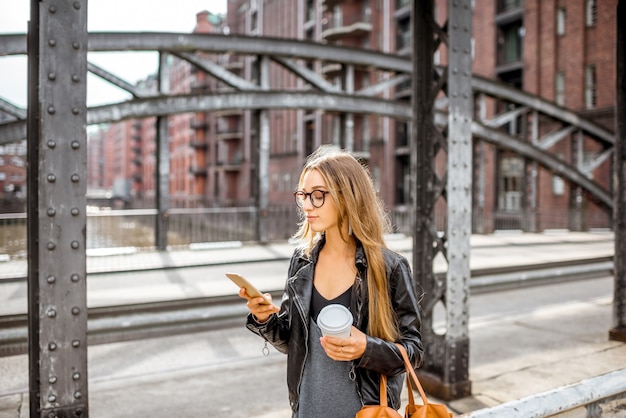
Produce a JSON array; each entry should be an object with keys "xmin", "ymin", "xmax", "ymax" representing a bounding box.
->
[{"xmin": 0, "ymin": 206, "xmax": 612, "ymax": 260}]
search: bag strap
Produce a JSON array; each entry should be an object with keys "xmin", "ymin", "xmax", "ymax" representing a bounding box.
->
[
  {"xmin": 379, "ymin": 373, "xmax": 389, "ymax": 407},
  {"xmin": 394, "ymin": 343, "xmax": 430, "ymax": 410}
]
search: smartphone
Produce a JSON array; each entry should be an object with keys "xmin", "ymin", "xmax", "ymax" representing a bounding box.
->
[{"xmin": 226, "ymin": 272, "xmax": 273, "ymax": 305}]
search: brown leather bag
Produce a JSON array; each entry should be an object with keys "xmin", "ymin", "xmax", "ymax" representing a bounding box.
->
[{"xmin": 356, "ymin": 344, "xmax": 453, "ymax": 418}]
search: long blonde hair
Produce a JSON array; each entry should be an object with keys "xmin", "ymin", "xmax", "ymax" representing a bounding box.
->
[{"xmin": 293, "ymin": 146, "xmax": 399, "ymax": 342}]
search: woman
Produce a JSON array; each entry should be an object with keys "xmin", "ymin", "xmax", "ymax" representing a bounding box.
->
[{"xmin": 239, "ymin": 145, "xmax": 423, "ymax": 417}]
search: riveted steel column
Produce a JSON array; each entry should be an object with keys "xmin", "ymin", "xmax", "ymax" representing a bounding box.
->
[
  {"xmin": 410, "ymin": 0, "xmax": 439, "ymax": 396},
  {"xmin": 256, "ymin": 55, "xmax": 270, "ymax": 244},
  {"xmin": 27, "ymin": 1, "xmax": 89, "ymax": 416},
  {"xmin": 610, "ymin": 0, "xmax": 626, "ymax": 343},
  {"xmin": 155, "ymin": 53, "xmax": 170, "ymax": 250},
  {"xmin": 413, "ymin": 0, "xmax": 472, "ymax": 400},
  {"xmin": 443, "ymin": 0, "xmax": 472, "ymax": 399}
]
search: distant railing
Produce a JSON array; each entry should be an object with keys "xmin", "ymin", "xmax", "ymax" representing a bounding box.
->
[{"xmin": 0, "ymin": 206, "xmax": 613, "ymax": 259}]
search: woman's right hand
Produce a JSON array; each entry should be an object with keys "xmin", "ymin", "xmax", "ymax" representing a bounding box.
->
[{"xmin": 238, "ymin": 287, "xmax": 280, "ymax": 323}]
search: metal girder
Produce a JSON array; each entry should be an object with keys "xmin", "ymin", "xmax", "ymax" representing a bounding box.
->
[
  {"xmin": 155, "ymin": 53, "xmax": 170, "ymax": 251},
  {"xmin": 27, "ymin": 1, "xmax": 89, "ymax": 416},
  {"xmin": 484, "ymin": 106, "xmax": 528, "ymax": 128},
  {"xmin": 87, "ymin": 61, "xmax": 151, "ymax": 99},
  {"xmin": 0, "ymin": 97, "xmax": 26, "ymax": 119},
  {"xmin": 271, "ymin": 56, "xmax": 340, "ymax": 93},
  {"xmin": 173, "ymin": 51, "xmax": 260, "ymax": 90},
  {"xmin": 610, "ymin": 0, "xmax": 626, "ymax": 343},
  {"xmin": 414, "ymin": 0, "xmax": 473, "ymax": 401},
  {"xmin": 84, "ymin": 91, "xmax": 413, "ymax": 124},
  {"xmin": 581, "ymin": 148, "xmax": 613, "ymax": 175},
  {"xmin": 471, "ymin": 75, "xmax": 614, "ymax": 145},
  {"xmin": 0, "ymin": 34, "xmax": 25, "ymax": 55},
  {"xmin": 356, "ymin": 74, "xmax": 409, "ymax": 96},
  {"xmin": 537, "ymin": 125, "xmax": 577, "ymax": 150},
  {"xmin": 471, "ymin": 120, "xmax": 612, "ymax": 208},
  {"xmin": 84, "ymin": 32, "xmax": 414, "ymax": 73}
]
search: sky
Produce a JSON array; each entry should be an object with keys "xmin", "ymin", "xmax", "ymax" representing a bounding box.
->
[{"xmin": 0, "ymin": 0, "xmax": 227, "ymax": 108}]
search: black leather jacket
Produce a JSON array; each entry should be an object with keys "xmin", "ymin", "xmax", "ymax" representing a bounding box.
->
[{"xmin": 246, "ymin": 237, "xmax": 424, "ymax": 413}]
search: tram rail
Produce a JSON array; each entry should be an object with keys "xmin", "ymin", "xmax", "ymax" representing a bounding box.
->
[{"xmin": 0, "ymin": 256, "xmax": 613, "ymax": 358}]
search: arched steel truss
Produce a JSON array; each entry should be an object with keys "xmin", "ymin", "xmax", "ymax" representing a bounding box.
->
[{"xmin": 0, "ymin": 32, "xmax": 615, "ymax": 209}]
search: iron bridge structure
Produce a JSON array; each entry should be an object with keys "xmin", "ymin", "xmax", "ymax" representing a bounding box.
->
[{"xmin": 0, "ymin": 1, "xmax": 624, "ymax": 417}]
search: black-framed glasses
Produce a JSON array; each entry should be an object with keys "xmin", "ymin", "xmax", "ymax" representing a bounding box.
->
[{"xmin": 294, "ymin": 190, "xmax": 330, "ymax": 208}]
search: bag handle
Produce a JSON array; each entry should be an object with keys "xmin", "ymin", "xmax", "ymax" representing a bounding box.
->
[{"xmin": 394, "ymin": 343, "xmax": 430, "ymax": 414}]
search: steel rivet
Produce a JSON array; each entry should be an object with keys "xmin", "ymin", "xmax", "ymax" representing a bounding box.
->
[
  {"xmin": 71, "ymin": 240, "xmax": 79, "ymax": 249},
  {"xmin": 47, "ymin": 208, "xmax": 56, "ymax": 217},
  {"xmin": 48, "ymin": 342, "xmax": 57, "ymax": 351},
  {"xmin": 48, "ymin": 72, "xmax": 56, "ymax": 81},
  {"xmin": 46, "ymin": 275, "xmax": 56, "ymax": 284},
  {"xmin": 49, "ymin": 6, "xmax": 56, "ymax": 13},
  {"xmin": 47, "ymin": 309, "xmax": 56, "ymax": 318},
  {"xmin": 73, "ymin": 372, "xmax": 81, "ymax": 380},
  {"xmin": 71, "ymin": 207, "xmax": 80, "ymax": 216},
  {"xmin": 72, "ymin": 108, "xmax": 80, "ymax": 115},
  {"xmin": 71, "ymin": 306, "xmax": 80, "ymax": 315},
  {"xmin": 72, "ymin": 340, "xmax": 80, "ymax": 348},
  {"xmin": 71, "ymin": 141, "xmax": 80, "ymax": 149},
  {"xmin": 48, "ymin": 39, "xmax": 56, "ymax": 47},
  {"xmin": 73, "ymin": 1, "xmax": 81, "ymax": 9},
  {"xmin": 71, "ymin": 273, "xmax": 80, "ymax": 282},
  {"xmin": 72, "ymin": 42, "xmax": 80, "ymax": 50},
  {"xmin": 49, "ymin": 376, "xmax": 57, "ymax": 384},
  {"xmin": 48, "ymin": 394, "xmax": 56, "ymax": 403},
  {"xmin": 47, "ymin": 106, "xmax": 56, "ymax": 114},
  {"xmin": 72, "ymin": 74, "xmax": 80, "ymax": 82},
  {"xmin": 71, "ymin": 174, "xmax": 80, "ymax": 182},
  {"xmin": 47, "ymin": 174, "xmax": 56, "ymax": 182},
  {"xmin": 47, "ymin": 242, "xmax": 56, "ymax": 251},
  {"xmin": 74, "ymin": 391, "xmax": 82, "ymax": 399},
  {"xmin": 47, "ymin": 140, "xmax": 56, "ymax": 148}
]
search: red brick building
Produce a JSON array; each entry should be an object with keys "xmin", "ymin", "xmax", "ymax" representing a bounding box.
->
[{"xmin": 88, "ymin": 0, "xmax": 616, "ymax": 232}]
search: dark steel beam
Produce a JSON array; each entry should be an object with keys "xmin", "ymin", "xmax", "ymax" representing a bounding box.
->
[
  {"xmin": 610, "ymin": 0, "xmax": 626, "ymax": 343},
  {"xmin": 0, "ymin": 97, "xmax": 26, "ymax": 119},
  {"xmin": 155, "ymin": 53, "xmax": 170, "ymax": 251},
  {"xmin": 471, "ymin": 119, "xmax": 612, "ymax": 209},
  {"xmin": 27, "ymin": 1, "xmax": 89, "ymax": 416},
  {"xmin": 87, "ymin": 61, "xmax": 151, "ymax": 98},
  {"xmin": 471, "ymin": 75, "xmax": 614, "ymax": 145},
  {"xmin": 84, "ymin": 91, "xmax": 413, "ymax": 124},
  {"xmin": 441, "ymin": 0, "xmax": 473, "ymax": 400},
  {"xmin": 411, "ymin": 0, "xmax": 443, "ymax": 399}
]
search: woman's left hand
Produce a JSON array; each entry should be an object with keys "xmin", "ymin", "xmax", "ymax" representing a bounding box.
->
[{"xmin": 320, "ymin": 326, "xmax": 367, "ymax": 361}]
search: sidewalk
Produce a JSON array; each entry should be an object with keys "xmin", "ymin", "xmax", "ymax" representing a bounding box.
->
[
  {"xmin": 0, "ymin": 230, "xmax": 616, "ymax": 280},
  {"xmin": 0, "ymin": 230, "xmax": 623, "ymax": 417}
]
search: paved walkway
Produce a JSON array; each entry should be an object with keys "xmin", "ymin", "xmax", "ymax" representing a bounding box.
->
[
  {"xmin": 0, "ymin": 230, "xmax": 616, "ymax": 280},
  {"xmin": 0, "ymin": 230, "xmax": 624, "ymax": 417}
]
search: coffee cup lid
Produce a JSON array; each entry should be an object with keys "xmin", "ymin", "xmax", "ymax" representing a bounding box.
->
[{"xmin": 318, "ymin": 304, "xmax": 352, "ymax": 331}]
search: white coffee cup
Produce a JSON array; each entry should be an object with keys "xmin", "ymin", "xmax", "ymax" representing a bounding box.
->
[{"xmin": 317, "ymin": 304, "xmax": 353, "ymax": 338}]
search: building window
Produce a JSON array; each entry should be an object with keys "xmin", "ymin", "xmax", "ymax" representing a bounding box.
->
[
  {"xmin": 498, "ymin": 0, "xmax": 522, "ymax": 13},
  {"xmin": 498, "ymin": 155, "xmax": 524, "ymax": 212},
  {"xmin": 497, "ymin": 21, "xmax": 523, "ymax": 66},
  {"xmin": 555, "ymin": 71, "xmax": 565, "ymax": 106},
  {"xmin": 585, "ymin": 65, "xmax": 596, "ymax": 109},
  {"xmin": 556, "ymin": 8, "xmax": 566, "ymax": 36},
  {"xmin": 396, "ymin": 16, "xmax": 411, "ymax": 51},
  {"xmin": 586, "ymin": 0, "xmax": 597, "ymax": 27},
  {"xmin": 552, "ymin": 175, "xmax": 565, "ymax": 195}
]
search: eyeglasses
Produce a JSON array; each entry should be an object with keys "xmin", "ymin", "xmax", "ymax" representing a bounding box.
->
[{"xmin": 294, "ymin": 190, "xmax": 330, "ymax": 208}]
